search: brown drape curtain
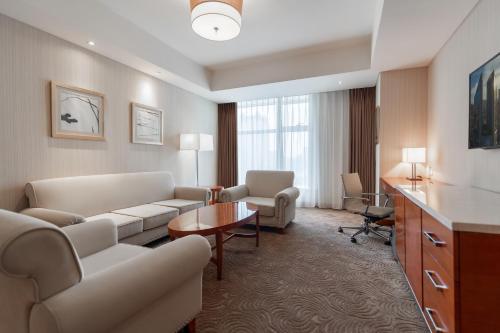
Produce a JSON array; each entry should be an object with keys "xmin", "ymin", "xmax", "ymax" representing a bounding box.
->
[
  {"xmin": 217, "ymin": 103, "xmax": 238, "ymax": 188},
  {"xmin": 349, "ymin": 88, "xmax": 376, "ymax": 200}
]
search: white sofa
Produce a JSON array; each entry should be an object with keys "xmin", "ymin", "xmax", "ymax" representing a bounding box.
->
[
  {"xmin": 220, "ymin": 170, "xmax": 300, "ymax": 230},
  {"xmin": 0, "ymin": 209, "xmax": 211, "ymax": 333},
  {"xmin": 21, "ymin": 172, "xmax": 210, "ymax": 245}
]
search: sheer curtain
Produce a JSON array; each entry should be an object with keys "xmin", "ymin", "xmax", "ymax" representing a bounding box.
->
[{"xmin": 237, "ymin": 91, "xmax": 349, "ymax": 208}]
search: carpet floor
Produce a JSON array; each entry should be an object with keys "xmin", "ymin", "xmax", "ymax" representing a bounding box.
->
[{"xmin": 195, "ymin": 208, "xmax": 428, "ymax": 333}]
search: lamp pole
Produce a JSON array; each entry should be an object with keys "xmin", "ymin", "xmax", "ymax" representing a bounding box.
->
[{"xmin": 196, "ymin": 149, "xmax": 200, "ymax": 187}]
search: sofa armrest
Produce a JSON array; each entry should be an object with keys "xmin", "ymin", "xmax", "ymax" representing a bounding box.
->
[
  {"xmin": 220, "ymin": 185, "xmax": 249, "ymax": 202},
  {"xmin": 275, "ymin": 187, "xmax": 300, "ymax": 207},
  {"xmin": 62, "ymin": 219, "xmax": 117, "ymax": 258},
  {"xmin": 30, "ymin": 235, "xmax": 211, "ymax": 333},
  {"xmin": 175, "ymin": 186, "xmax": 211, "ymax": 205},
  {"xmin": 20, "ymin": 208, "xmax": 85, "ymax": 227}
]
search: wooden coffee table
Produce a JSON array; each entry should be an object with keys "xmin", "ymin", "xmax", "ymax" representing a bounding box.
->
[{"xmin": 168, "ymin": 202, "xmax": 259, "ymax": 280}]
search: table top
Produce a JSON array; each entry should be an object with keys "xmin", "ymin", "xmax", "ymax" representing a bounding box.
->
[
  {"xmin": 168, "ymin": 202, "xmax": 257, "ymax": 237},
  {"xmin": 382, "ymin": 177, "xmax": 500, "ymax": 234}
]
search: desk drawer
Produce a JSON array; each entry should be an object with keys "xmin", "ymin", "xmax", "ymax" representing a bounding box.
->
[
  {"xmin": 423, "ymin": 250, "xmax": 455, "ymax": 332},
  {"xmin": 422, "ymin": 211, "xmax": 454, "ymax": 278}
]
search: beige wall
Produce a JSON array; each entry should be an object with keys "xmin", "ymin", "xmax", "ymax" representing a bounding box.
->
[
  {"xmin": 428, "ymin": 0, "xmax": 500, "ymax": 191},
  {"xmin": 0, "ymin": 14, "xmax": 218, "ymax": 211},
  {"xmin": 378, "ymin": 67, "xmax": 428, "ymax": 178}
]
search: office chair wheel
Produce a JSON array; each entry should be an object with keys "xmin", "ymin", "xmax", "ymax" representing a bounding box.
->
[
  {"xmin": 338, "ymin": 227, "xmax": 344, "ymax": 233},
  {"xmin": 384, "ymin": 240, "xmax": 391, "ymax": 246},
  {"xmin": 350, "ymin": 237, "xmax": 357, "ymax": 243}
]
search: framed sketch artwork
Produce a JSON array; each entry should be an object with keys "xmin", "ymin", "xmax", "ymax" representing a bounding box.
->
[
  {"xmin": 131, "ymin": 103, "xmax": 164, "ymax": 145},
  {"xmin": 51, "ymin": 82, "xmax": 105, "ymax": 140}
]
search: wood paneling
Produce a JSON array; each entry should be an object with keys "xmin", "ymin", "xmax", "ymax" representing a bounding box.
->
[
  {"xmin": 404, "ymin": 198, "xmax": 423, "ymax": 306},
  {"xmin": 0, "ymin": 14, "xmax": 217, "ymax": 211},
  {"xmin": 378, "ymin": 68, "xmax": 428, "ymax": 178}
]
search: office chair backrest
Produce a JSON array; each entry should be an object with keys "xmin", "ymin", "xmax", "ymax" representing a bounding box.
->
[{"xmin": 341, "ymin": 173, "xmax": 366, "ymax": 212}]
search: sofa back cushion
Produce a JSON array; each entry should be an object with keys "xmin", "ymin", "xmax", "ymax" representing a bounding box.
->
[
  {"xmin": 246, "ymin": 170, "xmax": 294, "ymax": 198},
  {"xmin": 26, "ymin": 172, "xmax": 176, "ymax": 217}
]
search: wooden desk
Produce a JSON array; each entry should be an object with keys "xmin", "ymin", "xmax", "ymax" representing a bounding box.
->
[{"xmin": 382, "ymin": 177, "xmax": 500, "ymax": 333}]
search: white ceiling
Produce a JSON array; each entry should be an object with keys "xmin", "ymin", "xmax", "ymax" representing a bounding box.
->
[
  {"xmin": 98, "ymin": 0, "xmax": 378, "ymax": 68},
  {"xmin": 0, "ymin": 0, "xmax": 480, "ymax": 102}
]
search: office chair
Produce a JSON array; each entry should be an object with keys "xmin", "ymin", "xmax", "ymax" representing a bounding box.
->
[{"xmin": 337, "ymin": 173, "xmax": 393, "ymax": 245}]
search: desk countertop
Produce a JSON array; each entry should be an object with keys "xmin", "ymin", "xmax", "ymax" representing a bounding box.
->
[{"xmin": 382, "ymin": 177, "xmax": 500, "ymax": 234}]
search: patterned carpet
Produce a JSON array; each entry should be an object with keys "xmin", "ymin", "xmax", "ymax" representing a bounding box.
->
[{"xmin": 196, "ymin": 208, "xmax": 428, "ymax": 333}]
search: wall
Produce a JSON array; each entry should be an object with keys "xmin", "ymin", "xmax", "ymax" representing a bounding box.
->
[
  {"xmin": 428, "ymin": 0, "xmax": 500, "ymax": 191},
  {"xmin": 0, "ymin": 14, "xmax": 218, "ymax": 211},
  {"xmin": 378, "ymin": 67, "xmax": 428, "ymax": 178}
]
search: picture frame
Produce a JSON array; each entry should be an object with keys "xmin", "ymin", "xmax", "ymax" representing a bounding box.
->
[
  {"xmin": 51, "ymin": 81, "xmax": 105, "ymax": 141},
  {"xmin": 131, "ymin": 103, "xmax": 164, "ymax": 145}
]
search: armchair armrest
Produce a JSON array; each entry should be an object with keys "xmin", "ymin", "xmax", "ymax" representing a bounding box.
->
[
  {"xmin": 62, "ymin": 219, "xmax": 117, "ymax": 258},
  {"xmin": 30, "ymin": 235, "xmax": 211, "ymax": 333},
  {"xmin": 220, "ymin": 185, "xmax": 249, "ymax": 202},
  {"xmin": 275, "ymin": 187, "xmax": 300, "ymax": 207},
  {"xmin": 175, "ymin": 186, "xmax": 211, "ymax": 205},
  {"xmin": 20, "ymin": 208, "xmax": 85, "ymax": 227}
]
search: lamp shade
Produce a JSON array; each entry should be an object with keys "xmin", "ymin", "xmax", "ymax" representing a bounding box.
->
[
  {"xmin": 190, "ymin": 0, "xmax": 243, "ymax": 41},
  {"xmin": 180, "ymin": 133, "xmax": 213, "ymax": 151},
  {"xmin": 402, "ymin": 148, "xmax": 426, "ymax": 163}
]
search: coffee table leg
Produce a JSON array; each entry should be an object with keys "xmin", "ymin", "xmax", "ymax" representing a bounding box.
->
[
  {"xmin": 216, "ymin": 230, "xmax": 223, "ymax": 280},
  {"xmin": 256, "ymin": 214, "xmax": 260, "ymax": 248}
]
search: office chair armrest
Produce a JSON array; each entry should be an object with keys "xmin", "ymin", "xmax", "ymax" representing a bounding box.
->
[{"xmin": 360, "ymin": 193, "xmax": 391, "ymax": 207}]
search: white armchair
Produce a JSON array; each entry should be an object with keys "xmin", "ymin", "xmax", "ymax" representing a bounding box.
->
[
  {"xmin": 0, "ymin": 209, "xmax": 211, "ymax": 333},
  {"xmin": 220, "ymin": 170, "xmax": 300, "ymax": 230}
]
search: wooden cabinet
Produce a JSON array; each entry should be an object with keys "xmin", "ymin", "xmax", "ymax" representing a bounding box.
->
[
  {"xmin": 394, "ymin": 193, "xmax": 406, "ymax": 269},
  {"xmin": 381, "ymin": 177, "xmax": 500, "ymax": 333},
  {"xmin": 404, "ymin": 198, "xmax": 423, "ymax": 306}
]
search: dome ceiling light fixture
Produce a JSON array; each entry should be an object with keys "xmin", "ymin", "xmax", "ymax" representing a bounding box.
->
[{"xmin": 190, "ymin": 0, "xmax": 243, "ymax": 41}]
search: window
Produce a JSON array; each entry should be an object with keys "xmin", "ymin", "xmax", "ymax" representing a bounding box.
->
[{"xmin": 237, "ymin": 95, "xmax": 313, "ymax": 200}]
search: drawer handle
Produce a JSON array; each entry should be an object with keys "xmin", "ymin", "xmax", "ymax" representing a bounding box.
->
[
  {"xmin": 424, "ymin": 270, "xmax": 448, "ymax": 290},
  {"xmin": 423, "ymin": 231, "xmax": 446, "ymax": 247},
  {"xmin": 425, "ymin": 307, "xmax": 447, "ymax": 332}
]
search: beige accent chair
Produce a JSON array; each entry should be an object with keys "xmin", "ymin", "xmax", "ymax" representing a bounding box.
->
[
  {"xmin": 219, "ymin": 170, "xmax": 300, "ymax": 230},
  {"xmin": 0, "ymin": 209, "xmax": 211, "ymax": 333},
  {"xmin": 21, "ymin": 172, "xmax": 210, "ymax": 245}
]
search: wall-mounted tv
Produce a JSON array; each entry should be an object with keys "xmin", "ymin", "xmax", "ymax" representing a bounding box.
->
[{"xmin": 469, "ymin": 52, "xmax": 500, "ymax": 149}]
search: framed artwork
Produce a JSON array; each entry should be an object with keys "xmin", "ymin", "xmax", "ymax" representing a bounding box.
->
[
  {"xmin": 51, "ymin": 82, "xmax": 105, "ymax": 140},
  {"xmin": 131, "ymin": 103, "xmax": 164, "ymax": 145}
]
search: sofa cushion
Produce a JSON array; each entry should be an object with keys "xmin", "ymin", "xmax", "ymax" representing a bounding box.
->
[
  {"xmin": 245, "ymin": 170, "xmax": 294, "ymax": 198},
  {"xmin": 240, "ymin": 197, "xmax": 275, "ymax": 217},
  {"xmin": 81, "ymin": 244, "xmax": 150, "ymax": 276},
  {"xmin": 152, "ymin": 199, "xmax": 204, "ymax": 214},
  {"xmin": 113, "ymin": 204, "xmax": 179, "ymax": 231},
  {"xmin": 86, "ymin": 213, "xmax": 143, "ymax": 240}
]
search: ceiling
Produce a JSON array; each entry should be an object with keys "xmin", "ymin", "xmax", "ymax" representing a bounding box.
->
[
  {"xmin": 98, "ymin": 0, "xmax": 378, "ymax": 68},
  {"xmin": 0, "ymin": 0, "xmax": 480, "ymax": 102}
]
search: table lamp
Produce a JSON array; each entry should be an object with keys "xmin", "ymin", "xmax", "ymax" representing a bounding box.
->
[
  {"xmin": 402, "ymin": 147, "xmax": 426, "ymax": 181},
  {"xmin": 180, "ymin": 133, "xmax": 213, "ymax": 186}
]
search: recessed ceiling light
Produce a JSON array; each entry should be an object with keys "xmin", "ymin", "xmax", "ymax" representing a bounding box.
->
[
  {"xmin": 87, "ymin": 41, "xmax": 95, "ymax": 46},
  {"xmin": 338, "ymin": 81, "xmax": 343, "ymax": 85}
]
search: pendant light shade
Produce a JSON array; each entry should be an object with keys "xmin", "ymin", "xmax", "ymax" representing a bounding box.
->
[{"xmin": 190, "ymin": 0, "xmax": 243, "ymax": 41}]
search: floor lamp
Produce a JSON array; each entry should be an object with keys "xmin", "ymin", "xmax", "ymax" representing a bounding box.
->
[{"xmin": 180, "ymin": 133, "xmax": 214, "ymax": 186}]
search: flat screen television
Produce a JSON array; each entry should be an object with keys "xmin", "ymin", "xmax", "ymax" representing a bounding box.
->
[{"xmin": 469, "ymin": 52, "xmax": 500, "ymax": 149}]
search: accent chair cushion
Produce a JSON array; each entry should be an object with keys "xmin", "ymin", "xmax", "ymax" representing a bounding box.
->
[
  {"xmin": 152, "ymin": 199, "xmax": 204, "ymax": 214},
  {"xmin": 113, "ymin": 204, "xmax": 179, "ymax": 230},
  {"xmin": 81, "ymin": 244, "xmax": 151, "ymax": 276},
  {"xmin": 86, "ymin": 213, "xmax": 143, "ymax": 240},
  {"xmin": 245, "ymin": 170, "xmax": 294, "ymax": 198},
  {"xmin": 240, "ymin": 197, "xmax": 275, "ymax": 217}
]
